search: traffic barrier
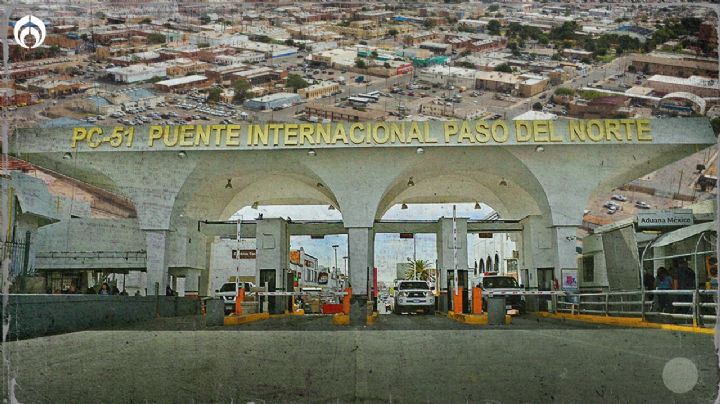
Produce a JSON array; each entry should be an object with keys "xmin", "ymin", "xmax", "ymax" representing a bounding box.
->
[
  {"xmin": 332, "ymin": 313, "xmax": 350, "ymax": 325},
  {"xmin": 342, "ymin": 287, "xmax": 352, "ymax": 315},
  {"xmin": 224, "ymin": 312, "xmax": 269, "ymax": 326},
  {"xmin": 533, "ymin": 311, "xmax": 714, "ymax": 334},
  {"xmin": 472, "ymin": 287, "xmax": 483, "ymax": 314},
  {"xmin": 235, "ymin": 289, "xmax": 245, "ymax": 315},
  {"xmin": 453, "ymin": 287, "xmax": 464, "ymax": 314},
  {"xmin": 366, "ymin": 311, "xmax": 379, "ymax": 325},
  {"xmin": 447, "ymin": 311, "xmax": 511, "ymax": 325}
]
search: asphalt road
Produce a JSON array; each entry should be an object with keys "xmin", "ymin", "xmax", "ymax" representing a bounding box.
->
[{"xmin": 3, "ymin": 313, "xmax": 717, "ymax": 403}]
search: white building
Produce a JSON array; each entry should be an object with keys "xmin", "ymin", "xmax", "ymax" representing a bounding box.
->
[
  {"xmin": 417, "ymin": 65, "xmax": 478, "ymax": 89},
  {"xmin": 106, "ymin": 63, "xmax": 167, "ymax": 83},
  {"xmin": 473, "ymin": 233, "xmax": 517, "ymax": 277}
]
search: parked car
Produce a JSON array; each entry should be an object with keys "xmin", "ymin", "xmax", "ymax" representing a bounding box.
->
[
  {"xmin": 603, "ymin": 201, "xmax": 619, "ymax": 209},
  {"xmin": 611, "ymin": 195, "xmax": 627, "ymax": 202},
  {"xmin": 635, "ymin": 201, "xmax": 651, "ymax": 209}
]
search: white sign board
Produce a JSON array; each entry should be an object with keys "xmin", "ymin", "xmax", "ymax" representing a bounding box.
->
[{"xmin": 637, "ymin": 210, "xmax": 693, "ymax": 228}]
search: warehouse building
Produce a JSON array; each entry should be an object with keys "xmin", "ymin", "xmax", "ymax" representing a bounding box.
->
[{"xmin": 243, "ymin": 92, "xmax": 301, "ymax": 110}]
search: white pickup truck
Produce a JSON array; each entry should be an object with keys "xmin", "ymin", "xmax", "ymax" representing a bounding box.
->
[{"xmin": 393, "ymin": 280, "xmax": 435, "ymax": 315}]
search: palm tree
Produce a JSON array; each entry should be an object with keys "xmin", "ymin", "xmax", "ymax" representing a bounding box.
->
[{"xmin": 405, "ymin": 259, "xmax": 435, "ymax": 281}]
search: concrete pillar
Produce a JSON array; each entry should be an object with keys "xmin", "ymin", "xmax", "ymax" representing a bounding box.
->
[
  {"xmin": 145, "ymin": 230, "xmax": 170, "ymax": 296},
  {"xmin": 184, "ymin": 269, "xmax": 200, "ymax": 296},
  {"xmin": 347, "ymin": 227, "xmax": 374, "ymax": 297},
  {"xmin": 552, "ymin": 225, "xmax": 579, "ymax": 282},
  {"xmin": 199, "ymin": 238, "xmax": 215, "ymax": 296},
  {"xmin": 255, "ymin": 218, "xmax": 289, "ymax": 314},
  {"xmin": 436, "ymin": 217, "xmax": 468, "ymax": 312},
  {"xmin": 347, "ymin": 227, "xmax": 374, "ymax": 324}
]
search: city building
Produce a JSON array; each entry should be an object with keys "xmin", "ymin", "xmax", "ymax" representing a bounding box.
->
[
  {"xmin": 646, "ymin": 75, "xmax": 720, "ymax": 98},
  {"xmin": 243, "ymin": 92, "xmax": 301, "ymax": 110},
  {"xmin": 0, "ymin": 88, "xmax": 32, "ymax": 107},
  {"xmin": 630, "ymin": 52, "xmax": 718, "ymax": 78},
  {"xmin": 297, "ymin": 81, "xmax": 340, "ymax": 100},
  {"xmin": 107, "ymin": 63, "xmax": 168, "ymax": 83},
  {"xmin": 303, "ymin": 103, "xmax": 387, "ymax": 121},
  {"xmin": 154, "ymin": 75, "xmax": 212, "ymax": 92}
]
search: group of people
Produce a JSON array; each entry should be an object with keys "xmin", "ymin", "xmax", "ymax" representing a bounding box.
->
[{"xmin": 643, "ymin": 259, "xmax": 702, "ymax": 313}]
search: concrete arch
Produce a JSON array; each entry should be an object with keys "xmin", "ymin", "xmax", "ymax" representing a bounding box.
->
[
  {"xmin": 374, "ymin": 147, "xmax": 551, "ymax": 221},
  {"xmin": 219, "ymin": 173, "xmax": 340, "ymax": 219},
  {"xmin": 169, "ymin": 150, "xmax": 339, "ymax": 222}
]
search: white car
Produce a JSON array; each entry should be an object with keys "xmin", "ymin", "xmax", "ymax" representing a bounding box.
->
[{"xmin": 393, "ymin": 280, "xmax": 434, "ymax": 314}]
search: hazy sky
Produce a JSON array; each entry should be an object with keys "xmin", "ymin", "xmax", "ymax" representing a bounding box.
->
[{"xmin": 231, "ymin": 203, "xmax": 497, "ymax": 283}]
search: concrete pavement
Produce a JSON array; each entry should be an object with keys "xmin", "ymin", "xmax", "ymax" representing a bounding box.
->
[{"xmin": 3, "ymin": 314, "xmax": 716, "ymax": 403}]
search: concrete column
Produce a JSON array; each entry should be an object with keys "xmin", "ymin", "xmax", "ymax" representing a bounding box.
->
[
  {"xmin": 436, "ymin": 217, "xmax": 468, "ymax": 312},
  {"xmin": 347, "ymin": 227, "xmax": 374, "ymax": 323},
  {"xmin": 255, "ymin": 218, "xmax": 289, "ymax": 314},
  {"xmin": 552, "ymin": 225, "xmax": 580, "ymax": 282},
  {"xmin": 199, "ymin": 238, "xmax": 215, "ymax": 296},
  {"xmin": 145, "ymin": 230, "xmax": 170, "ymax": 296},
  {"xmin": 184, "ymin": 269, "xmax": 200, "ymax": 296},
  {"xmin": 347, "ymin": 227, "xmax": 374, "ymax": 296}
]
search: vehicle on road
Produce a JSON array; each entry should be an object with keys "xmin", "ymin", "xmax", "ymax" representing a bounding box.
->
[
  {"xmin": 476, "ymin": 274, "xmax": 525, "ymax": 314},
  {"xmin": 393, "ymin": 280, "xmax": 434, "ymax": 315},
  {"xmin": 216, "ymin": 282, "xmax": 256, "ymax": 314}
]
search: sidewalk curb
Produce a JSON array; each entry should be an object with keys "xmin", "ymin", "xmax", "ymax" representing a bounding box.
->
[{"xmin": 532, "ymin": 312, "xmax": 715, "ymax": 334}]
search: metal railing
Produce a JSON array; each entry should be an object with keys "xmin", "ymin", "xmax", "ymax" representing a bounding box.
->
[
  {"xmin": 555, "ymin": 289, "xmax": 718, "ymax": 328},
  {"xmin": 1, "ymin": 240, "xmax": 30, "ymax": 276}
]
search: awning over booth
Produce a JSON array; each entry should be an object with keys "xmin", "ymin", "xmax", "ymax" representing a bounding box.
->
[{"xmin": 652, "ymin": 221, "xmax": 716, "ymax": 248}]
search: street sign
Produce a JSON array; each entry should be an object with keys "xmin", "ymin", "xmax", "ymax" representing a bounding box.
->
[{"xmin": 637, "ymin": 210, "xmax": 693, "ymax": 228}]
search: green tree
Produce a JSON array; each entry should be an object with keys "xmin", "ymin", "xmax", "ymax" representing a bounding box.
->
[
  {"xmin": 404, "ymin": 259, "xmax": 435, "ymax": 281},
  {"xmin": 285, "ymin": 39, "xmax": 295, "ymax": 46},
  {"xmin": 494, "ymin": 63, "xmax": 512, "ymax": 73},
  {"xmin": 197, "ymin": 43, "xmax": 210, "ymax": 48},
  {"xmin": 383, "ymin": 62, "xmax": 391, "ymax": 69},
  {"xmin": 423, "ymin": 19, "xmax": 435, "ymax": 29},
  {"xmin": 554, "ymin": 87, "xmax": 575, "ymax": 96},
  {"xmin": 233, "ymin": 80, "xmax": 251, "ymax": 103},
  {"xmin": 207, "ymin": 87, "xmax": 222, "ymax": 103},
  {"xmin": 487, "ymin": 4, "xmax": 499, "ymax": 12},
  {"xmin": 355, "ymin": 58, "xmax": 367, "ymax": 69},
  {"xmin": 487, "ymin": 20, "xmax": 501, "ymax": 36},
  {"xmin": 147, "ymin": 33, "xmax": 166, "ymax": 44},
  {"xmin": 199, "ymin": 15, "xmax": 211, "ymax": 25},
  {"xmin": 532, "ymin": 102, "xmax": 543, "ymax": 111},
  {"xmin": 286, "ymin": 73, "xmax": 309, "ymax": 90},
  {"xmin": 456, "ymin": 61, "xmax": 475, "ymax": 69},
  {"xmin": 388, "ymin": 28, "xmax": 399, "ymax": 38},
  {"xmin": 141, "ymin": 17, "xmax": 152, "ymax": 24},
  {"xmin": 254, "ymin": 35, "xmax": 272, "ymax": 43}
]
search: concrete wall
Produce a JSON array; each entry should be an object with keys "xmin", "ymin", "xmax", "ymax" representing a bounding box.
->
[
  {"xmin": 2, "ymin": 295, "xmax": 200, "ymax": 340},
  {"xmin": 210, "ymin": 238, "xmax": 256, "ymax": 291}
]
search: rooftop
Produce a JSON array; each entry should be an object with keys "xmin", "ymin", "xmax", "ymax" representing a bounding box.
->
[{"xmin": 156, "ymin": 75, "xmax": 208, "ymax": 86}]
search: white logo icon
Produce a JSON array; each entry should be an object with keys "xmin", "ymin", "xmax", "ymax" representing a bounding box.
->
[{"xmin": 13, "ymin": 15, "xmax": 46, "ymax": 49}]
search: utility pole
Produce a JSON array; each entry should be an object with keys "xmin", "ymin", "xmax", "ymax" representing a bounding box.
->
[{"xmin": 332, "ymin": 244, "xmax": 339, "ymax": 288}]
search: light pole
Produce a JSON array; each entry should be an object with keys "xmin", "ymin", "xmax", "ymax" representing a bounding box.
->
[
  {"xmin": 343, "ymin": 256, "xmax": 348, "ymax": 286},
  {"xmin": 332, "ymin": 244, "xmax": 339, "ymax": 287}
]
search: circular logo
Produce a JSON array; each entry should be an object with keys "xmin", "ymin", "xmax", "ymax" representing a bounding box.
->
[
  {"xmin": 13, "ymin": 15, "xmax": 47, "ymax": 49},
  {"xmin": 662, "ymin": 357, "xmax": 699, "ymax": 394}
]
